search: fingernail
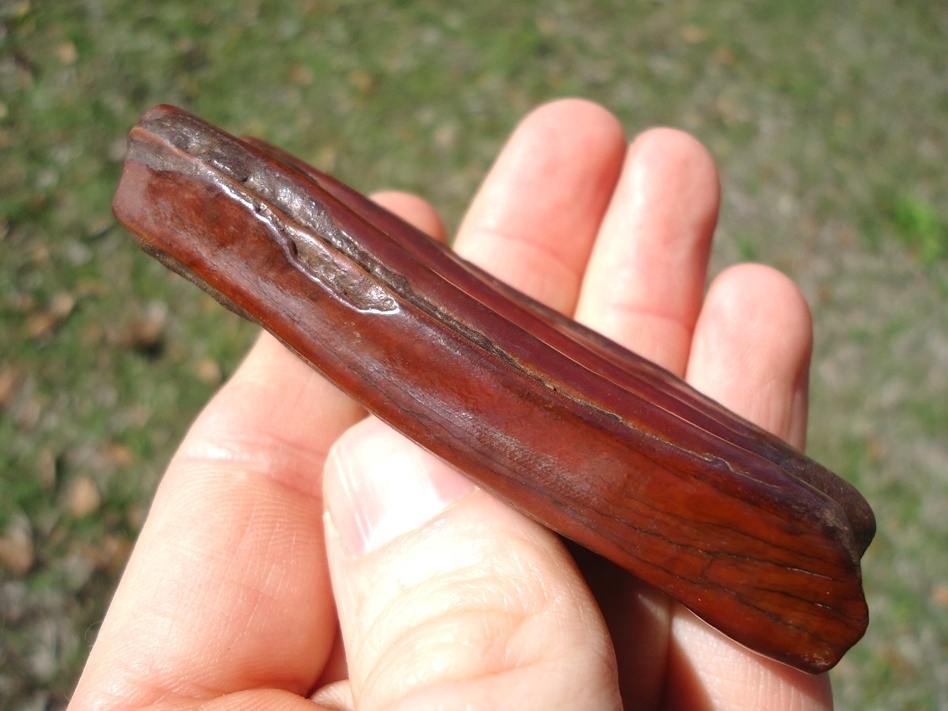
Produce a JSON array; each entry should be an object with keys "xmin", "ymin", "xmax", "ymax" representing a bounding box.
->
[
  {"xmin": 310, "ymin": 680, "xmax": 354, "ymax": 709},
  {"xmin": 325, "ymin": 419, "xmax": 475, "ymax": 557}
]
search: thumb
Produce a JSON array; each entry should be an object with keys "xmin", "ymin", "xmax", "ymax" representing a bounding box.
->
[{"xmin": 319, "ymin": 418, "xmax": 621, "ymax": 711}]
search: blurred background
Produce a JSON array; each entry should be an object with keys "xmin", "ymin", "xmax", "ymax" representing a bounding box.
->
[{"xmin": 2, "ymin": 2, "xmax": 946, "ymax": 709}]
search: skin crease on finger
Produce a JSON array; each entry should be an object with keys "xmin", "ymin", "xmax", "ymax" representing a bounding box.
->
[{"xmin": 68, "ymin": 101, "xmax": 829, "ymax": 709}]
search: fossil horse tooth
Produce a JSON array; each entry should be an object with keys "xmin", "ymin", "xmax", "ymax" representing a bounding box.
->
[{"xmin": 112, "ymin": 105, "xmax": 873, "ymax": 673}]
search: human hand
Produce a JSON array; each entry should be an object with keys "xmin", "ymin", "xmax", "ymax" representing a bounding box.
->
[{"xmin": 69, "ymin": 99, "xmax": 832, "ymax": 710}]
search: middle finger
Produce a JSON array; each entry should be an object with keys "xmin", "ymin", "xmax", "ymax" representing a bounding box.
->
[
  {"xmin": 453, "ymin": 98, "xmax": 626, "ymax": 313},
  {"xmin": 575, "ymin": 127, "xmax": 720, "ymax": 376}
]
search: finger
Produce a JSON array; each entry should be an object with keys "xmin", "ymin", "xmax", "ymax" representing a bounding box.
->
[
  {"xmin": 456, "ymin": 98, "xmax": 635, "ymax": 701},
  {"xmin": 575, "ymin": 127, "xmax": 720, "ymax": 375},
  {"xmin": 70, "ymin": 194, "xmax": 444, "ymax": 708},
  {"xmin": 70, "ymin": 333, "xmax": 357, "ymax": 707},
  {"xmin": 322, "ymin": 419, "xmax": 621, "ymax": 710},
  {"xmin": 371, "ymin": 189, "xmax": 447, "ymax": 243},
  {"xmin": 686, "ymin": 264, "xmax": 813, "ymax": 448},
  {"xmin": 454, "ymin": 97, "xmax": 626, "ymax": 312},
  {"xmin": 564, "ymin": 128, "xmax": 719, "ymax": 707},
  {"xmin": 664, "ymin": 264, "xmax": 831, "ymax": 711}
]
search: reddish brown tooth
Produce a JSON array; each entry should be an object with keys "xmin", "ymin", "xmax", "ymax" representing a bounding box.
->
[{"xmin": 112, "ymin": 105, "xmax": 874, "ymax": 673}]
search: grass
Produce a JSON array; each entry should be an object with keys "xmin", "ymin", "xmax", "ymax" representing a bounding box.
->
[
  {"xmin": 2, "ymin": 1, "xmax": 947, "ymax": 708},
  {"xmin": 888, "ymin": 193, "xmax": 948, "ymax": 266}
]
